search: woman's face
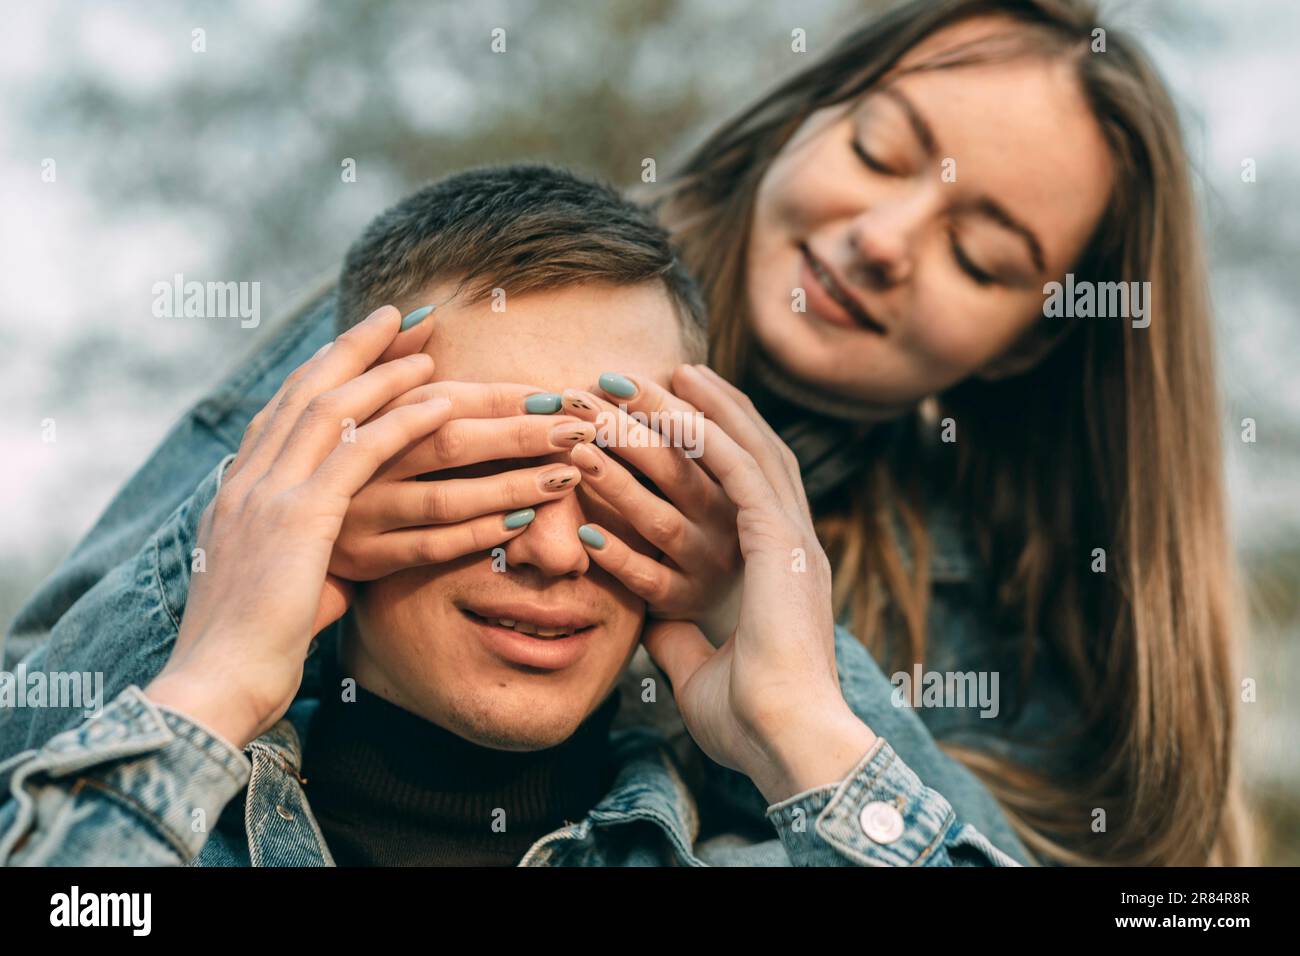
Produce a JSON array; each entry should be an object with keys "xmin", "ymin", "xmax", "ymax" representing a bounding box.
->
[{"xmin": 747, "ymin": 19, "xmax": 1115, "ymax": 405}]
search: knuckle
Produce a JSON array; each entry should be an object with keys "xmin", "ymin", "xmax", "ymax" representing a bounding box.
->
[
  {"xmin": 513, "ymin": 417, "xmax": 537, "ymax": 452},
  {"xmin": 421, "ymin": 481, "xmax": 452, "ymax": 520},
  {"xmin": 432, "ymin": 424, "xmax": 465, "ymax": 462},
  {"xmin": 304, "ymin": 393, "xmax": 338, "ymax": 424},
  {"xmin": 645, "ymin": 509, "xmax": 684, "ymax": 547},
  {"xmin": 414, "ymin": 534, "xmax": 448, "ymax": 565}
]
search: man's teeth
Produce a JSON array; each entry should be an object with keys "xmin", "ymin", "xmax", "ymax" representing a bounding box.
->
[{"xmin": 486, "ymin": 617, "xmax": 576, "ymax": 638}]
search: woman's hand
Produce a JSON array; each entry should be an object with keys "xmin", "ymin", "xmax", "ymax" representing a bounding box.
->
[
  {"xmin": 327, "ymin": 381, "xmax": 594, "ymax": 580},
  {"xmin": 145, "ymin": 305, "xmax": 465, "ymax": 750},
  {"xmin": 557, "ymin": 374, "xmax": 743, "ymax": 644},
  {"xmin": 639, "ymin": 364, "xmax": 878, "ymax": 805}
]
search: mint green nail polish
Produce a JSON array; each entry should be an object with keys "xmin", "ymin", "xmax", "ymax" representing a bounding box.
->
[
  {"xmin": 504, "ymin": 508, "xmax": 536, "ymax": 530},
  {"xmin": 598, "ymin": 372, "xmax": 637, "ymax": 399},
  {"xmin": 400, "ymin": 305, "xmax": 435, "ymax": 330},
  {"xmin": 524, "ymin": 392, "xmax": 562, "ymax": 414},
  {"xmin": 578, "ymin": 524, "xmax": 606, "ymax": 548}
]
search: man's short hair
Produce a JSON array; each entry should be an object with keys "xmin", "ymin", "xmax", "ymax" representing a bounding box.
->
[{"xmin": 336, "ymin": 163, "xmax": 707, "ymax": 360}]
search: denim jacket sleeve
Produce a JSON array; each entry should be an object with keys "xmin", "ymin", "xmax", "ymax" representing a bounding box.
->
[
  {"xmin": 763, "ymin": 735, "xmax": 1021, "ymax": 866},
  {"xmin": 0, "ymin": 685, "xmax": 249, "ymax": 865}
]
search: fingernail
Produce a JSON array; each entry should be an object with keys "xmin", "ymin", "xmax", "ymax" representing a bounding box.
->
[
  {"xmin": 569, "ymin": 442, "xmax": 603, "ymax": 476},
  {"xmin": 504, "ymin": 508, "xmax": 536, "ymax": 530},
  {"xmin": 539, "ymin": 467, "xmax": 580, "ymax": 492},
  {"xmin": 598, "ymin": 372, "xmax": 637, "ymax": 399},
  {"xmin": 400, "ymin": 305, "xmax": 435, "ymax": 330},
  {"xmin": 524, "ymin": 392, "xmax": 563, "ymax": 414},
  {"xmin": 561, "ymin": 388, "xmax": 600, "ymax": 414},
  {"xmin": 549, "ymin": 422, "xmax": 596, "ymax": 447},
  {"xmin": 578, "ymin": 525, "xmax": 606, "ymax": 549},
  {"xmin": 312, "ymin": 342, "xmax": 332, "ymax": 359}
]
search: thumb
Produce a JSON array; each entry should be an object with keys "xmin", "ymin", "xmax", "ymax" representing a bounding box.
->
[
  {"xmin": 313, "ymin": 574, "xmax": 355, "ymax": 636},
  {"xmin": 642, "ymin": 619, "xmax": 713, "ymax": 690}
]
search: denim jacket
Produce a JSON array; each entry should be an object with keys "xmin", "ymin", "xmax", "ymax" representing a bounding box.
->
[{"xmin": 0, "ymin": 287, "xmax": 1072, "ymax": 866}]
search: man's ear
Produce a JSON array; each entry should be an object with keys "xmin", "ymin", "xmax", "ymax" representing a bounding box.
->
[{"xmin": 977, "ymin": 317, "xmax": 1077, "ymax": 382}]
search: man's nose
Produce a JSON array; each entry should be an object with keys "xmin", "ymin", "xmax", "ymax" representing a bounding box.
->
[
  {"xmin": 845, "ymin": 185, "xmax": 936, "ymax": 288},
  {"xmin": 502, "ymin": 491, "xmax": 590, "ymax": 578}
]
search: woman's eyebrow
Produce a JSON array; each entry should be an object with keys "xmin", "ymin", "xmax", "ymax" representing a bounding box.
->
[{"xmin": 883, "ymin": 84, "xmax": 1047, "ymax": 276}]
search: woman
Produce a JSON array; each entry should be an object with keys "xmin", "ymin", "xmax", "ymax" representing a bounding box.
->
[
  {"xmin": 5, "ymin": 0, "xmax": 1248, "ymax": 865},
  {"xmin": 645, "ymin": 0, "xmax": 1250, "ymax": 865}
]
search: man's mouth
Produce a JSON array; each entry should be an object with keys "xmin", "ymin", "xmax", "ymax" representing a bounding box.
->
[
  {"xmin": 460, "ymin": 603, "xmax": 600, "ymax": 671},
  {"xmin": 799, "ymin": 242, "xmax": 887, "ymax": 335},
  {"xmin": 462, "ymin": 609, "xmax": 593, "ymax": 639}
]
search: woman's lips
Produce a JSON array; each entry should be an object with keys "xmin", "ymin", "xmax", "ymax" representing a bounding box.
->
[
  {"xmin": 797, "ymin": 243, "xmax": 887, "ymax": 335},
  {"xmin": 461, "ymin": 609, "xmax": 595, "ymax": 671}
]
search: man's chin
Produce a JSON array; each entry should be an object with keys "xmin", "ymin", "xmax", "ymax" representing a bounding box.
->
[{"xmin": 435, "ymin": 688, "xmax": 601, "ymax": 752}]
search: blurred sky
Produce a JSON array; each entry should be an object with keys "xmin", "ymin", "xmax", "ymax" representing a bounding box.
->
[{"xmin": 2, "ymin": 0, "xmax": 1298, "ymax": 856}]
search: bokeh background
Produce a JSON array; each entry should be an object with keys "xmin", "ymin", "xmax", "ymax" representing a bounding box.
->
[{"xmin": 2, "ymin": 0, "xmax": 1296, "ymax": 861}]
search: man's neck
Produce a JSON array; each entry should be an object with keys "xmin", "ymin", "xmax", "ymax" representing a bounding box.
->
[{"xmin": 299, "ymin": 636, "xmax": 619, "ymax": 866}]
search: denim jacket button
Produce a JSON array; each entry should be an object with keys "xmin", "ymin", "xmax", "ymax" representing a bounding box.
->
[
  {"xmin": 276, "ymin": 804, "xmax": 295, "ymax": 821},
  {"xmin": 859, "ymin": 801, "xmax": 904, "ymax": 844}
]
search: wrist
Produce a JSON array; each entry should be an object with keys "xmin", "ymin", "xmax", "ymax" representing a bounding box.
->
[
  {"xmin": 144, "ymin": 668, "xmax": 261, "ymax": 751},
  {"xmin": 753, "ymin": 701, "xmax": 878, "ymax": 805}
]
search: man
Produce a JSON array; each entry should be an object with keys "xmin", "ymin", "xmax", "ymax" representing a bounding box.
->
[{"xmin": 0, "ymin": 165, "xmax": 1025, "ymax": 866}]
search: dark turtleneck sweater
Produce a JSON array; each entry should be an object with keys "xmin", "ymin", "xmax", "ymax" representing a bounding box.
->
[{"xmin": 299, "ymin": 662, "xmax": 619, "ymax": 867}]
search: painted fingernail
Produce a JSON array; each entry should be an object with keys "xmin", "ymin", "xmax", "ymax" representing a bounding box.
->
[
  {"xmin": 504, "ymin": 508, "xmax": 536, "ymax": 530},
  {"xmin": 578, "ymin": 525, "xmax": 606, "ymax": 549},
  {"xmin": 598, "ymin": 372, "xmax": 637, "ymax": 399},
  {"xmin": 569, "ymin": 442, "xmax": 603, "ymax": 476},
  {"xmin": 549, "ymin": 422, "xmax": 596, "ymax": 447},
  {"xmin": 539, "ymin": 467, "xmax": 580, "ymax": 492},
  {"xmin": 524, "ymin": 392, "xmax": 563, "ymax": 414},
  {"xmin": 400, "ymin": 305, "xmax": 435, "ymax": 330},
  {"xmin": 561, "ymin": 388, "xmax": 600, "ymax": 414}
]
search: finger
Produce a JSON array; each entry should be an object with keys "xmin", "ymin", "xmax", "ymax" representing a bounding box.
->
[
  {"xmin": 383, "ymin": 415, "xmax": 596, "ymax": 481},
  {"xmin": 373, "ymin": 303, "xmax": 438, "ymax": 365},
  {"xmin": 569, "ymin": 443, "xmax": 708, "ymax": 559},
  {"xmin": 689, "ymin": 416, "xmax": 787, "ymax": 525},
  {"xmin": 574, "ymin": 522, "xmax": 687, "ymax": 610},
  {"xmin": 690, "ymin": 364, "xmax": 805, "ymax": 510},
  {"xmin": 672, "ymin": 364, "xmax": 802, "ymax": 510},
  {"xmin": 590, "ymin": 371, "xmax": 700, "ymax": 421},
  {"xmin": 373, "ymin": 381, "xmax": 549, "ymax": 420},
  {"xmin": 359, "ymin": 510, "xmax": 539, "ymax": 574},
  {"xmin": 249, "ymin": 304, "xmax": 411, "ymax": 472},
  {"xmin": 227, "ymin": 339, "xmax": 334, "ymax": 483},
  {"xmin": 641, "ymin": 619, "xmax": 714, "ymax": 691},
  {"xmin": 360, "ymin": 464, "xmax": 581, "ymax": 530},
  {"xmin": 310, "ymin": 397, "xmax": 454, "ymax": 498},
  {"xmin": 272, "ymin": 352, "xmax": 438, "ymax": 482},
  {"xmin": 562, "ymin": 388, "xmax": 718, "ymax": 516}
]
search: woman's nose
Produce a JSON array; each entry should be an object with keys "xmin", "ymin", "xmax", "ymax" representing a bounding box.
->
[
  {"xmin": 501, "ymin": 491, "xmax": 590, "ymax": 578},
  {"xmin": 845, "ymin": 187, "xmax": 934, "ymax": 288}
]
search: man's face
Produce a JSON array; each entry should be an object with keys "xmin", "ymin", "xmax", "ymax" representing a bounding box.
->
[{"xmin": 348, "ymin": 280, "xmax": 685, "ymax": 750}]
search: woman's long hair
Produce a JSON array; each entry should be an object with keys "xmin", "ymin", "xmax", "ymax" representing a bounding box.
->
[{"xmin": 658, "ymin": 0, "xmax": 1251, "ymax": 865}]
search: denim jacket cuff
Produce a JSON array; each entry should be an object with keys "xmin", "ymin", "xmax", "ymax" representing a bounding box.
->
[
  {"xmin": 765, "ymin": 736, "xmax": 1020, "ymax": 866},
  {"xmin": 5, "ymin": 685, "xmax": 250, "ymax": 861}
]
